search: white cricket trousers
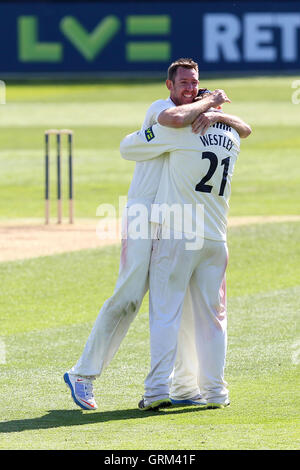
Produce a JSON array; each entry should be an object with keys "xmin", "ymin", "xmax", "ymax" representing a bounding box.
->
[
  {"xmin": 69, "ymin": 218, "xmax": 201, "ymax": 400},
  {"xmin": 144, "ymin": 232, "xmax": 229, "ymax": 404},
  {"xmin": 70, "ymin": 232, "xmax": 152, "ymax": 377}
]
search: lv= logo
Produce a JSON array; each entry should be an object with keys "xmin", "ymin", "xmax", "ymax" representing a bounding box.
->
[{"xmin": 18, "ymin": 15, "xmax": 171, "ymax": 63}]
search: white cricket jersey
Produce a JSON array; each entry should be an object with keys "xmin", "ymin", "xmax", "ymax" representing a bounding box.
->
[
  {"xmin": 126, "ymin": 98, "xmax": 175, "ymax": 210},
  {"xmin": 120, "ymin": 123, "xmax": 240, "ymax": 241}
]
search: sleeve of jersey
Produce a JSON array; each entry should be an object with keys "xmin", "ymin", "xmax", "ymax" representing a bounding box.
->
[
  {"xmin": 120, "ymin": 124, "xmax": 180, "ymax": 162},
  {"xmin": 141, "ymin": 99, "xmax": 174, "ymax": 130}
]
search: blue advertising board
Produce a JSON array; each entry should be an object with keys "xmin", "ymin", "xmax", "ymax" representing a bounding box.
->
[{"xmin": 0, "ymin": 1, "xmax": 300, "ymax": 77}]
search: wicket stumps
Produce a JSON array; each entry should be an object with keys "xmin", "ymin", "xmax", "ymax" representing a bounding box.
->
[{"xmin": 44, "ymin": 129, "xmax": 74, "ymax": 225}]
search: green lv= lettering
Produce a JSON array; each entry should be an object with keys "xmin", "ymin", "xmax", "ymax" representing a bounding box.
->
[{"xmin": 60, "ymin": 16, "xmax": 121, "ymax": 61}]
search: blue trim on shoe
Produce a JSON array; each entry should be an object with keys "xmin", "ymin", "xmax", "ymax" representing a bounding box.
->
[
  {"xmin": 63, "ymin": 372, "xmax": 90, "ymax": 411},
  {"xmin": 170, "ymin": 398, "xmax": 207, "ymax": 406}
]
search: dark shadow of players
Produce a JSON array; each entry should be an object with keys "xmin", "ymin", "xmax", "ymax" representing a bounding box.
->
[{"xmin": 0, "ymin": 405, "xmax": 209, "ymax": 433}]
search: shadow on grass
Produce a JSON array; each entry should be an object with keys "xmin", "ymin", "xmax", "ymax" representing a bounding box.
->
[{"xmin": 1, "ymin": 406, "xmax": 208, "ymax": 433}]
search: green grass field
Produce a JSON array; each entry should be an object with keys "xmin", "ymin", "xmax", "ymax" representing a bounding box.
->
[{"xmin": 0, "ymin": 76, "xmax": 300, "ymax": 450}]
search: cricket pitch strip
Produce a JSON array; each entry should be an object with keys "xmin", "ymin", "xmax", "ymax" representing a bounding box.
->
[{"xmin": 0, "ymin": 215, "xmax": 299, "ymax": 262}]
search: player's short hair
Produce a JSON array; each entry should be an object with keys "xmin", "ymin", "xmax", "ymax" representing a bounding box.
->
[{"xmin": 167, "ymin": 58, "xmax": 199, "ymax": 83}]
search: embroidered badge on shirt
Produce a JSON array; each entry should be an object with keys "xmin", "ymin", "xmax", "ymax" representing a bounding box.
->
[{"xmin": 145, "ymin": 127, "xmax": 155, "ymax": 141}]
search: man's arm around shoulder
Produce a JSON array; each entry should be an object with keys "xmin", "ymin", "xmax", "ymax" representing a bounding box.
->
[{"xmin": 158, "ymin": 90, "xmax": 230, "ymax": 128}]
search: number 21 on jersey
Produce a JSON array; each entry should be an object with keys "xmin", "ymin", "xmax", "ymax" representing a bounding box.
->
[{"xmin": 195, "ymin": 151, "xmax": 230, "ymax": 196}]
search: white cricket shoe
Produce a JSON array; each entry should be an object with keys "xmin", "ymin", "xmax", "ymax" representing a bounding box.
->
[
  {"xmin": 64, "ymin": 372, "xmax": 98, "ymax": 410},
  {"xmin": 138, "ymin": 396, "xmax": 172, "ymax": 411}
]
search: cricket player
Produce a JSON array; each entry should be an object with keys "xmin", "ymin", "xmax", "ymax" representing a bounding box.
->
[
  {"xmin": 120, "ymin": 116, "xmax": 241, "ymax": 409},
  {"xmin": 64, "ymin": 59, "xmax": 251, "ymax": 411}
]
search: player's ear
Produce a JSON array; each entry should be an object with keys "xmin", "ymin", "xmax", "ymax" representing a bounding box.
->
[{"xmin": 166, "ymin": 79, "xmax": 173, "ymax": 92}]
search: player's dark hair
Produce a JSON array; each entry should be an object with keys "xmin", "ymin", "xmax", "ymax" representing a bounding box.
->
[{"xmin": 167, "ymin": 58, "xmax": 199, "ymax": 83}]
